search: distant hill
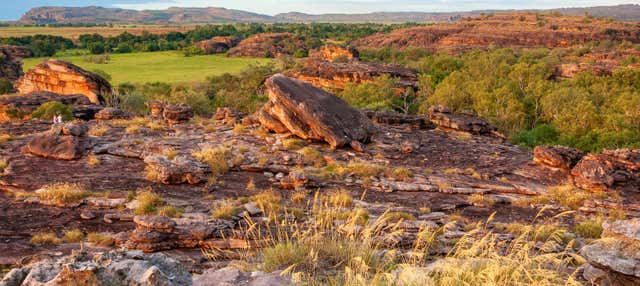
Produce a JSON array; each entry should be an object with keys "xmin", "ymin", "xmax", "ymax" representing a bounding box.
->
[
  {"xmin": 18, "ymin": 6, "xmax": 273, "ymax": 24},
  {"xmin": 16, "ymin": 4, "xmax": 640, "ymax": 25}
]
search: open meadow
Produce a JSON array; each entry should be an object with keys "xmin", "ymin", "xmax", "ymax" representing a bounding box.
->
[{"xmin": 22, "ymin": 51, "xmax": 274, "ymax": 85}]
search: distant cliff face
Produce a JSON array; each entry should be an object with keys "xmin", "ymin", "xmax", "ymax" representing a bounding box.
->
[
  {"xmin": 353, "ymin": 13, "xmax": 640, "ymax": 53},
  {"xmin": 19, "ymin": 6, "xmax": 273, "ymax": 24}
]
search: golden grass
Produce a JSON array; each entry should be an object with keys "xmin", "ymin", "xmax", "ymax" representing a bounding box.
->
[
  {"xmin": 133, "ymin": 190, "xmax": 165, "ymax": 215},
  {"xmin": 87, "ymin": 232, "xmax": 114, "ymax": 246},
  {"xmin": 0, "ymin": 134, "xmax": 15, "ymax": 143},
  {"xmin": 63, "ymin": 229, "xmax": 85, "ymax": 243},
  {"xmin": 0, "ymin": 158, "xmax": 7, "ymax": 173},
  {"xmin": 246, "ymin": 179, "xmax": 257, "ymax": 191},
  {"xmin": 157, "ymin": 205, "xmax": 184, "ymax": 218},
  {"xmin": 573, "ymin": 219, "xmax": 603, "ymax": 239},
  {"xmin": 326, "ymin": 189, "xmax": 354, "ymax": 208},
  {"xmin": 390, "ymin": 167, "xmax": 414, "ymax": 181},
  {"xmin": 300, "ymin": 147, "xmax": 326, "ymax": 167},
  {"xmin": 86, "ymin": 154, "xmax": 101, "ymax": 166},
  {"xmin": 88, "ymin": 125, "xmax": 109, "ymax": 137},
  {"xmin": 192, "ymin": 146, "xmax": 231, "ymax": 177},
  {"xmin": 30, "ymin": 232, "xmax": 62, "ymax": 245},
  {"xmin": 282, "ymin": 138, "xmax": 306, "ymax": 150},
  {"xmin": 291, "ymin": 191, "xmax": 307, "ymax": 205},
  {"xmin": 233, "ymin": 124, "xmax": 246, "ymax": 135},
  {"xmin": 516, "ymin": 184, "xmax": 608, "ymax": 210},
  {"xmin": 37, "ymin": 183, "xmax": 90, "ymax": 206},
  {"xmin": 212, "ymin": 202, "xmax": 242, "ymax": 220},
  {"xmin": 162, "ymin": 147, "xmax": 179, "ymax": 160}
]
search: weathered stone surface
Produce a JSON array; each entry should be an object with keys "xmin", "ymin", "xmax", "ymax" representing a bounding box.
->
[
  {"xmin": 62, "ymin": 122, "xmax": 88, "ymax": 137},
  {"xmin": 0, "ymin": 45, "xmax": 31, "ymax": 84},
  {"xmin": 227, "ymin": 33, "xmax": 305, "ymax": 58},
  {"xmin": 0, "ymin": 91, "xmax": 101, "ymax": 121},
  {"xmin": 309, "ymin": 45, "xmax": 359, "ymax": 62},
  {"xmin": 23, "ymin": 128, "xmax": 86, "ymax": 160},
  {"xmin": 571, "ymin": 149, "xmax": 640, "ymax": 191},
  {"xmin": 603, "ymin": 218, "xmax": 640, "ymax": 241},
  {"xmin": 533, "ymin": 145, "xmax": 584, "ymax": 170},
  {"xmin": 162, "ymin": 103, "xmax": 193, "ymax": 124},
  {"xmin": 363, "ymin": 110, "xmax": 433, "ymax": 129},
  {"xmin": 134, "ymin": 215, "xmax": 177, "ymax": 231},
  {"xmin": 288, "ymin": 58, "xmax": 418, "ymax": 91},
  {"xmin": 143, "ymin": 155, "xmax": 207, "ymax": 185},
  {"xmin": 16, "ymin": 59, "xmax": 112, "ymax": 104},
  {"xmin": 428, "ymin": 105, "xmax": 497, "ymax": 135},
  {"xmin": 0, "ymin": 250, "xmax": 192, "ymax": 286},
  {"xmin": 94, "ymin": 107, "xmax": 129, "ymax": 121},
  {"xmin": 196, "ymin": 36, "xmax": 240, "ymax": 54},
  {"xmin": 193, "ymin": 267, "xmax": 293, "ymax": 286},
  {"xmin": 146, "ymin": 100, "xmax": 165, "ymax": 118},
  {"xmin": 213, "ymin": 107, "xmax": 245, "ymax": 122},
  {"xmin": 258, "ymin": 74, "xmax": 376, "ymax": 148}
]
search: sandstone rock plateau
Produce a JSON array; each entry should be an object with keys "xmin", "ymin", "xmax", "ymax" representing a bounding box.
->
[
  {"xmin": 0, "ymin": 45, "xmax": 31, "ymax": 84},
  {"xmin": 0, "ymin": 91, "xmax": 102, "ymax": 121},
  {"xmin": 309, "ymin": 44, "xmax": 359, "ymax": 62},
  {"xmin": 227, "ymin": 33, "xmax": 306, "ymax": 58},
  {"xmin": 15, "ymin": 59, "xmax": 112, "ymax": 104},
  {"xmin": 195, "ymin": 36, "xmax": 240, "ymax": 54},
  {"xmin": 257, "ymin": 74, "xmax": 376, "ymax": 148},
  {"xmin": 287, "ymin": 57, "xmax": 418, "ymax": 91},
  {"xmin": 353, "ymin": 13, "xmax": 640, "ymax": 53}
]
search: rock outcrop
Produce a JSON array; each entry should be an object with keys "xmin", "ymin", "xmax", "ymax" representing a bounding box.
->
[
  {"xmin": 0, "ymin": 91, "xmax": 102, "ymax": 121},
  {"xmin": 15, "ymin": 59, "xmax": 112, "ymax": 104},
  {"xmin": 0, "ymin": 45, "xmax": 31, "ymax": 84},
  {"xmin": 571, "ymin": 149, "xmax": 640, "ymax": 191},
  {"xmin": 94, "ymin": 107, "xmax": 129, "ymax": 121},
  {"xmin": 23, "ymin": 122, "xmax": 91, "ymax": 160},
  {"xmin": 227, "ymin": 33, "xmax": 305, "ymax": 58},
  {"xmin": 533, "ymin": 145, "xmax": 584, "ymax": 170},
  {"xmin": 258, "ymin": 74, "xmax": 376, "ymax": 148},
  {"xmin": 581, "ymin": 218, "xmax": 640, "ymax": 285},
  {"xmin": 194, "ymin": 267, "xmax": 293, "ymax": 286},
  {"xmin": 288, "ymin": 58, "xmax": 418, "ymax": 91},
  {"xmin": 143, "ymin": 155, "xmax": 208, "ymax": 185},
  {"xmin": 162, "ymin": 103, "xmax": 193, "ymax": 124},
  {"xmin": 196, "ymin": 36, "xmax": 240, "ymax": 54},
  {"xmin": 0, "ymin": 250, "xmax": 192, "ymax": 286},
  {"xmin": 117, "ymin": 215, "xmax": 230, "ymax": 253},
  {"xmin": 309, "ymin": 45, "xmax": 359, "ymax": 62},
  {"xmin": 428, "ymin": 105, "xmax": 498, "ymax": 136}
]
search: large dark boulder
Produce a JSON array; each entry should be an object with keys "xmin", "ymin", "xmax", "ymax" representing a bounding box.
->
[
  {"xmin": 23, "ymin": 123, "xmax": 90, "ymax": 160},
  {"xmin": 258, "ymin": 74, "xmax": 376, "ymax": 148},
  {"xmin": 428, "ymin": 105, "xmax": 498, "ymax": 136},
  {"xmin": 0, "ymin": 45, "xmax": 31, "ymax": 85}
]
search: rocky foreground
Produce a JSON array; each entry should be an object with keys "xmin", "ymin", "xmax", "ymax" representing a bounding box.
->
[{"xmin": 1, "ymin": 67, "xmax": 640, "ymax": 284}]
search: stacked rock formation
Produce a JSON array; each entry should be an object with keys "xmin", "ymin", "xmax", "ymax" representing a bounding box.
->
[
  {"xmin": 23, "ymin": 122, "xmax": 91, "ymax": 160},
  {"xmin": 428, "ymin": 105, "xmax": 498, "ymax": 136},
  {"xmin": 533, "ymin": 145, "xmax": 585, "ymax": 170},
  {"xmin": 0, "ymin": 45, "xmax": 31, "ymax": 84},
  {"xmin": 571, "ymin": 149, "xmax": 640, "ymax": 191},
  {"xmin": 15, "ymin": 59, "xmax": 112, "ymax": 104},
  {"xmin": 143, "ymin": 155, "xmax": 208, "ymax": 185},
  {"xmin": 94, "ymin": 107, "xmax": 130, "ymax": 121},
  {"xmin": 196, "ymin": 36, "xmax": 240, "ymax": 54},
  {"xmin": 257, "ymin": 74, "xmax": 376, "ymax": 149},
  {"xmin": 162, "ymin": 103, "xmax": 194, "ymax": 124}
]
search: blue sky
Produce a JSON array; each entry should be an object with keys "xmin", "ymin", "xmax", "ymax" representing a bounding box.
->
[{"xmin": 2, "ymin": 0, "xmax": 638, "ymax": 20}]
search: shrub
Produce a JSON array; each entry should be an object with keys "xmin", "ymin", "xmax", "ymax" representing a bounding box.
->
[
  {"xmin": 30, "ymin": 232, "xmax": 62, "ymax": 245},
  {"xmin": 282, "ymin": 138, "xmax": 306, "ymax": 150},
  {"xmin": 0, "ymin": 78, "xmax": 13, "ymax": 94},
  {"xmin": 91, "ymin": 69, "xmax": 112, "ymax": 81},
  {"xmin": 340, "ymin": 75, "xmax": 397, "ymax": 110},
  {"xmin": 133, "ymin": 190, "xmax": 165, "ymax": 215},
  {"xmin": 37, "ymin": 183, "xmax": 90, "ymax": 206},
  {"xmin": 63, "ymin": 229, "xmax": 85, "ymax": 243},
  {"xmin": 192, "ymin": 146, "xmax": 231, "ymax": 177},
  {"xmin": 31, "ymin": 101, "xmax": 74, "ymax": 121},
  {"xmin": 300, "ymin": 147, "xmax": 325, "ymax": 167},
  {"xmin": 573, "ymin": 220, "xmax": 603, "ymax": 239},
  {"xmin": 86, "ymin": 155, "xmax": 101, "ymax": 166}
]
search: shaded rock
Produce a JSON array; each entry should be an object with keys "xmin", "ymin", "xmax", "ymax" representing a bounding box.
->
[
  {"xmin": 227, "ymin": 33, "xmax": 305, "ymax": 58},
  {"xmin": 143, "ymin": 155, "xmax": 207, "ymax": 185},
  {"xmin": 162, "ymin": 103, "xmax": 193, "ymax": 124},
  {"xmin": 0, "ymin": 250, "xmax": 191, "ymax": 286},
  {"xmin": 24, "ymin": 131, "xmax": 83, "ymax": 160},
  {"xmin": 94, "ymin": 107, "xmax": 129, "ymax": 121},
  {"xmin": 0, "ymin": 45, "xmax": 30, "ymax": 85},
  {"xmin": 309, "ymin": 44, "xmax": 359, "ymax": 62},
  {"xmin": 363, "ymin": 110, "xmax": 433, "ymax": 129},
  {"xmin": 255, "ymin": 105, "xmax": 288, "ymax": 133},
  {"xmin": 15, "ymin": 59, "xmax": 112, "ymax": 104},
  {"xmin": 134, "ymin": 215, "xmax": 176, "ymax": 231},
  {"xmin": 62, "ymin": 122, "xmax": 88, "ymax": 136},
  {"xmin": 533, "ymin": 145, "xmax": 584, "ymax": 170},
  {"xmin": 288, "ymin": 58, "xmax": 417, "ymax": 91},
  {"xmin": 571, "ymin": 149, "xmax": 640, "ymax": 191},
  {"xmin": 0, "ymin": 91, "xmax": 101, "ymax": 121},
  {"xmin": 258, "ymin": 74, "xmax": 376, "ymax": 148},
  {"xmin": 146, "ymin": 100, "xmax": 165, "ymax": 118},
  {"xmin": 428, "ymin": 105, "xmax": 497, "ymax": 135},
  {"xmin": 196, "ymin": 36, "xmax": 240, "ymax": 54}
]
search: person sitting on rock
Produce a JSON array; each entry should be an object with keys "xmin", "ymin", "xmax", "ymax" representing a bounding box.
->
[{"xmin": 57, "ymin": 114, "xmax": 63, "ymax": 124}]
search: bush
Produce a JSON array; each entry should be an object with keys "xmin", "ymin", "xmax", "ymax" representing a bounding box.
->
[
  {"xmin": 340, "ymin": 75, "xmax": 397, "ymax": 110},
  {"xmin": 31, "ymin": 101, "xmax": 74, "ymax": 121},
  {"xmin": 0, "ymin": 78, "xmax": 13, "ymax": 94},
  {"xmin": 511, "ymin": 124, "xmax": 559, "ymax": 148}
]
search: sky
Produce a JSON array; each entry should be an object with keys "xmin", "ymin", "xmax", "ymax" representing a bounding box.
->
[{"xmin": 2, "ymin": 0, "xmax": 638, "ymax": 20}]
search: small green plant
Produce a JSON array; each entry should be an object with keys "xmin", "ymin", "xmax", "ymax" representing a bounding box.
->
[
  {"xmin": 133, "ymin": 190, "xmax": 165, "ymax": 215},
  {"xmin": 300, "ymin": 147, "xmax": 325, "ymax": 167},
  {"xmin": 573, "ymin": 219, "xmax": 603, "ymax": 239},
  {"xmin": 212, "ymin": 203, "xmax": 242, "ymax": 220},
  {"xmin": 390, "ymin": 167, "xmax": 413, "ymax": 181},
  {"xmin": 31, "ymin": 101, "xmax": 74, "ymax": 121},
  {"xmin": 282, "ymin": 138, "xmax": 306, "ymax": 150}
]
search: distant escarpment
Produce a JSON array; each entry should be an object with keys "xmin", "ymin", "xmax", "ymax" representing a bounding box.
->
[{"xmin": 353, "ymin": 13, "xmax": 640, "ymax": 53}]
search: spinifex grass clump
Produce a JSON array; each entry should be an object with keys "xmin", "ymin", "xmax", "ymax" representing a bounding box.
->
[{"xmin": 37, "ymin": 183, "xmax": 90, "ymax": 206}]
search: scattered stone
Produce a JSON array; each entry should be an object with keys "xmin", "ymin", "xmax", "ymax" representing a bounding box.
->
[
  {"xmin": 80, "ymin": 211, "xmax": 96, "ymax": 220},
  {"xmin": 134, "ymin": 215, "xmax": 176, "ymax": 231},
  {"xmin": 61, "ymin": 122, "xmax": 88, "ymax": 137},
  {"xmin": 363, "ymin": 110, "xmax": 433, "ymax": 129},
  {"xmin": 16, "ymin": 59, "xmax": 112, "ymax": 104},
  {"xmin": 23, "ymin": 127, "xmax": 86, "ymax": 160},
  {"xmin": 258, "ymin": 74, "xmax": 376, "ymax": 149},
  {"xmin": 95, "ymin": 107, "xmax": 129, "ymax": 121},
  {"xmin": 533, "ymin": 145, "xmax": 584, "ymax": 170},
  {"xmin": 85, "ymin": 197, "xmax": 127, "ymax": 208},
  {"xmin": 243, "ymin": 202, "xmax": 262, "ymax": 216}
]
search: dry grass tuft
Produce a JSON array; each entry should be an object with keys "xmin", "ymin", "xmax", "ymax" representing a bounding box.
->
[
  {"xmin": 192, "ymin": 146, "xmax": 231, "ymax": 178},
  {"xmin": 37, "ymin": 183, "xmax": 90, "ymax": 206},
  {"xmin": 133, "ymin": 190, "xmax": 165, "ymax": 215},
  {"xmin": 88, "ymin": 125, "xmax": 109, "ymax": 137},
  {"xmin": 87, "ymin": 232, "xmax": 114, "ymax": 246},
  {"xmin": 282, "ymin": 138, "xmax": 306, "ymax": 150},
  {"xmin": 30, "ymin": 232, "xmax": 62, "ymax": 245},
  {"xmin": 86, "ymin": 154, "xmax": 101, "ymax": 166},
  {"xmin": 63, "ymin": 229, "xmax": 85, "ymax": 243}
]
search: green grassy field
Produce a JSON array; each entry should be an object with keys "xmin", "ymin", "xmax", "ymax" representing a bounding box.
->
[{"xmin": 22, "ymin": 51, "xmax": 274, "ymax": 85}]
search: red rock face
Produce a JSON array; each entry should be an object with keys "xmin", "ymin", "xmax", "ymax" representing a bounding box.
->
[
  {"xmin": 227, "ymin": 33, "xmax": 305, "ymax": 58},
  {"xmin": 195, "ymin": 36, "xmax": 240, "ymax": 54},
  {"xmin": 287, "ymin": 58, "xmax": 418, "ymax": 91},
  {"xmin": 309, "ymin": 45, "xmax": 359, "ymax": 62},
  {"xmin": 571, "ymin": 149, "xmax": 640, "ymax": 191},
  {"xmin": 353, "ymin": 13, "xmax": 640, "ymax": 53},
  {"xmin": 554, "ymin": 49, "xmax": 640, "ymax": 78},
  {"xmin": 15, "ymin": 59, "xmax": 112, "ymax": 104}
]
